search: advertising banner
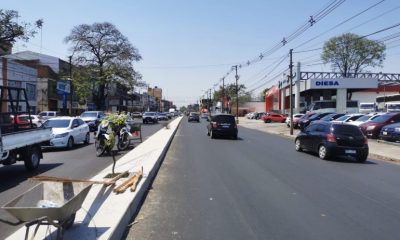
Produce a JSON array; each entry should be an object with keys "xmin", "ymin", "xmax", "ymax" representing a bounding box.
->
[{"xmin": 309, "ymin": 78, "xmax": 378, "ymax": 89}]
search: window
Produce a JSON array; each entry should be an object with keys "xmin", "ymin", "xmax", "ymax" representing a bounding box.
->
[
  {"xmin": 72, "ymin": 119, "xmax": 79, "ymax": 127},
  {"xmin": 49, "ymin": 112, "xmax": 55, "ymax": 116},
  {"xmin": 347, "ymin": 101, "xmax": 358, "ymax": 108},
  {"xmin": 306, "ymin": 124, "xmax": 318, "ymax": 132},
  {"xmin": 77, "ymin": 119, "xmax": 85, "ymax": 125}
]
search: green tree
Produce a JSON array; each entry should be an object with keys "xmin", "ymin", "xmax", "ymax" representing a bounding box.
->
[
  {"xmin": 321, "ymin": 33, "xmax": 385, "ymax": 76},
  {"xmin": 213, "ymin": 83, "xmax": 247, "ymax": 102},
  {"xmin": 64, "ymin": 22, "xmax": 142, "ymax": 110},
  {"xmin": 0, "ymin": 9, "xmax": 43, "ymax": 52}
]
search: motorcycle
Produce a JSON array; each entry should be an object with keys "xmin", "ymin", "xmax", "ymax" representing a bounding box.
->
[
  {"xmin": 117, "ymin": 122, "xmax": 141, "ymax": 151},
  {"xmin": 95, "ymin": 120, "xmax": 116, "ymax": 157}
]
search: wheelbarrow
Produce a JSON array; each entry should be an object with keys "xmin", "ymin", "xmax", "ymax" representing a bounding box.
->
[{"xmin": 2, "ymin": 181, "xmax": 93, "ymax": 240}]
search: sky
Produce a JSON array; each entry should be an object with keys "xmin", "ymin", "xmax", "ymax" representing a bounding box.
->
[{"xmin": 3, "ymin": 0, "xmax": 400, "ymax": 107}]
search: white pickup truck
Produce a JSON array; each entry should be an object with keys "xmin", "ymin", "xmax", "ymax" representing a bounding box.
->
[
  {"xmin": 0, "ymin": 127, "xmax": 52, "ymax": 170},
  {"xmin": 0, "ymin": 86, "xmax": 52, "ymax": 170}
]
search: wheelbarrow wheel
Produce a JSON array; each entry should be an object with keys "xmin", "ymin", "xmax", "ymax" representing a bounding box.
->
[{"xmin": 62, "ymin": 213, "xmax": 76, "ymax": 229}]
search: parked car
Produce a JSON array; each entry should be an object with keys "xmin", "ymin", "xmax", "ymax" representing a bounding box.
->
[
  {"xmin": 38, "ymin": 111, "xmax": 61, "ymax": 121},
  {"xmin": 331, "ymin": 114, "xmax": 364, "ymax": 124},
  {"xmin": 295, "ymin": 121, "xmax": 369, "ymax": 162},
  {"xmin": 359, "ymin": 112, "xmax": 400, "ymax": 139},
  {"xmin": 43, "ymin": 117, "xmax": 90, "ymax": 149},
  {"xmin": 207, "ymin": 114, "xmax": 238, "ymax": 139},
  {"xmin": 320, "ymin": 113, "xmax": 346, "ymax": 122},
  {"xmin": 142, "ymin": 112, "xmax": 158, "ymax": 124},
  {"xmin": 348, "ymin": 112, "xmax": 384, "ymax": 127},
  {"xmin": 246, "ymin": 112, "xmax": 255, "ymax": 119},
  {"xmin": 254, "ymin": 112, "xmax": 268, "ymax": 120},
  {"xmin": 261, "ymin": 113, "xmax": 286, "ymax": 123},
  {"xmin": 285, "ymin": 114, "xmax": 304, "ymax": 128},
  {"xmin": 188, "ymin": 112, "xmax": 200, "ymax": 122},
  {"xmin": 299, "ymin": 112, "xmax": 333, "ymax": 130},
  {"xmin": 297, "ymin": 112, "xmax": 316, "ymax": 130},
  {"xmin": 80, "ymin": 111, "xmax": 105, "ymax": 132},
  {"xmin": 379, "ymin": 122, "xmax": 400, "ymax": 142}
]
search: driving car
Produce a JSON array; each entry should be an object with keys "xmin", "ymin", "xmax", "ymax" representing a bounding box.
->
[
  {"xmin": 80, "ymin": 111, "xmax": 105, "ymax": 132},
  {"xmin": 157, "ymin": 112, "xmax": 168, "ymax": 121},
  {"xmin": 142, "ymin": 112, "xmax": 158, "ymax": 124},
  {"xmin": 38, "ymin": 111, "xmax": 61, "ymax": 120},
  {"xmin": 359, "ymin": 112, "xmax": 400, "ymax": 139},
  {"xmin": 261, "ymin": 113, "xmax": 286, "ymax": 123},
  {"xmin": 43, "ymin": 117, "xmax": 90, "ymax": 149},
  {"xmin": 207, "ymin": 114, "xmax": 238, "ymax": 139},
  {"xmin": 188, "ymin": 112, "xmax": 200, "ymax": 122},
  {"xmin": 295, "ymin": 121, "xmax": 369, "ymax": 162}
]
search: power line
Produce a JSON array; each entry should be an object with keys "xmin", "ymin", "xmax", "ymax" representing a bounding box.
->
[{"xmin": 215, "ymin": 0, "xmax": 346, "ymax": 84}]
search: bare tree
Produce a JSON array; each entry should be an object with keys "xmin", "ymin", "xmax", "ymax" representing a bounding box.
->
[{"xmin": 64, "ymin": 22, "xmax": 142, "ymax": 110}]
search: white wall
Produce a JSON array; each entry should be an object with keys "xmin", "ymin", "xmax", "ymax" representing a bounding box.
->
[{"xmin": 241, "ymin": 102, "xmax": 265, "ymax": 112}]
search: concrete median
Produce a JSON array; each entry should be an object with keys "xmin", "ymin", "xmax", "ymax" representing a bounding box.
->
[{"xmin": 7, "ymin": 117, "xmax": 182, "ymax": 240}]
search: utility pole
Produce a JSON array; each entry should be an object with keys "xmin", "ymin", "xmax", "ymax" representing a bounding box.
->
[
  {"xmin": 234, "ymin": 65, "xmax": 239, "ymax": 124},
  {"xmin": 222, "ymin": 77, "xmax": 225, "ymax": 113},
  {"xmin": 69, "ymin": 55, "xmax": 73, "ymax": 116},
  {"xmin": 289, "ymin": 49, "xmax": 294, "ymax": 135}
]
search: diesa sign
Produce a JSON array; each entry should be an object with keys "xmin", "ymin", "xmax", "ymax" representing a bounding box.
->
[{"xmin": 309, "ymin": 78, "xmax": 378, "ymax": 89}]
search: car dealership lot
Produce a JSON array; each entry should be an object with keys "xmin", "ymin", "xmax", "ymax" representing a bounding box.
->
[{"xmin": 238, "ymin": 117, "xmax": 400, "ymax": 164}]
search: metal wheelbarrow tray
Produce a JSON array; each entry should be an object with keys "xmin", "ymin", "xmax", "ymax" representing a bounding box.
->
[{"xmin": 2, "ymin": 181, "xmax": 93, "ymax": 237}]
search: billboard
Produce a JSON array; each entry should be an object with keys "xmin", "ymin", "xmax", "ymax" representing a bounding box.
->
[{"xmin": 56, "ymin": 80, "xmax": 71, "ymax": 94}]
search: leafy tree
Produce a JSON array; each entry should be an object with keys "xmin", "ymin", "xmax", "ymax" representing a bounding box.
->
[
  {"xmin": 179, "ymin": 106, "xmax": 187, "ymax": 112},
  {"xmin": 213, "ymin": 83, "xmax": 247, "ymax": 102},
  {"xmin": 0, "ymin": 9, "xmax": 43, "ymax": 52},
  {"xmin": 321, "ymin": 33, "xmax": 385, "ymax": 76},
  {"xmin": 64, "ymin": 22, "xmax": 142, "ymax": 110}
]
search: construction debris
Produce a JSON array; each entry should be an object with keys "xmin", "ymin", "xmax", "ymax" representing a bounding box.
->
[{"xmin": 113, "ymin": 167, "xmax": 143, "ymax": 194}]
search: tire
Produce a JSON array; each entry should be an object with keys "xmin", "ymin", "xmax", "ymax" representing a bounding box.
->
[
  {"xmin": 210, "ymin": 130, "xmax": 215, "ymax": 139},
  {"xmin": 318, "ymin": 144, "xmax": 329, "ymax": 160},
  {"xmin": 207, "ymin": 130, "xmax": 210, "ymax": 136},
  {"xmin": 233, "ymin": 133, "xmax": 238, "ymax": 140},
  {"xmin": 356, "ymin": 154, "xmax": 368, "ymax": 163},
  {"xmin": 117, "ymin": 132, "xmax": 130, "ymax": 151},
  {"xmin": 67, "ymin": 137, "xmax": 74, "ymax": 149},
  {"xmin": 95, "ymin": 138, "xmax": 107, "ymax": 157},
  {"xmin": 84, "ymin": 132, "xmax": 90, "ymax": 145},
  {"xmin": 24, "ymin": 146, "xmax": 41, "ymax": 171},
  {"xmin": 265, "ymin": 119, "xmax": 271, "ymax": 123},
  {"xmin": 295, "ymin": 139, "xmax": 302, "ymax": 152}
]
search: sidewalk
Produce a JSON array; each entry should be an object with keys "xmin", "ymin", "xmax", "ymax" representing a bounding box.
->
[
  {"xmin": 238, "ymin": 117, "xmax": 400, "ymax": 163},
  {"xmin": 6, "ymin": 117, "xmax": 183, "ymax": 240}
]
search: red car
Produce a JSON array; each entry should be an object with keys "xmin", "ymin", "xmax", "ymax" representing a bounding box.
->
[
  {"xmin": 359, "ymin": 112, "xmax": 400, "ymax": 139},
  {"xmin": 261, "ymin": 113, "xmax": 287, "ymax": 123}
]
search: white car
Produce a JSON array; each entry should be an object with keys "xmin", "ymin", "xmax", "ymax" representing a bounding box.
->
[
  {"xmin": 43, "ymin": 117, "xmax": 90, "ymax": 149},
  {"xmin": 331, "ymin": 114, "xmax": 364, "ymax": 124},
  {"xmin": 348, "ymin": 112, "xmax": 385, "ymax": 126},
  {"xmin": 20, "ymin": 114, "xmax": 42, "ymax": 127}
]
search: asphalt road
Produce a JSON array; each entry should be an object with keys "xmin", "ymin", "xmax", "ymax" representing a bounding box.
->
[
  {"xmin": 0, "ymin": 119, "xmax": 163, "ymax": 239},
  {"xmin": 125, "ymin": 117, "xmax": 400, "ymax": 240}
]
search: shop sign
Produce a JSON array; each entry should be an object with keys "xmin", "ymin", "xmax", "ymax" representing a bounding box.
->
[{"xmin": 310, "ymin": 78, "xmax": 378, "ymax": 89}]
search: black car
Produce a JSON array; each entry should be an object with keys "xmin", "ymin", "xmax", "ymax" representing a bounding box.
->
[
  {"xmin": 299, "ymin": 112, "xmax": 333, "ymax": 130},
  {"xmin": 295, "ymin": 121, "xmax": 368, "ymax": 162},
  {"xmin": 188, "ymin": 112, "xmax": 200, "ymax": 122},
  {"xmin": 379, "ymin": 122, "xmax": 400, "ymax": 142},
  {"xmin": 207, "ymin": 114, "xmax": 238, "ymax": 139},
  {"xmin": 320, "ymin": 113, "xmax": 346, "ymax": 122}
]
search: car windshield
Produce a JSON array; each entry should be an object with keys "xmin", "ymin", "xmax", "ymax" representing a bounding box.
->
[
  {"xmin": 143, "ymin": 112, "xmax": 155, "ymax": 116},
  {"xmin": 335, "ymin": 115, "xmax": 350, "ymax": 121},
  {"xmin": 43, "ymin": 119, "xmax": 71, "ymax": 128},
  {"xmin": 356, "ymin": 115, "xmax": 371, "ymax": 122},
  {"xmin": 370, "ymin": 114, "xmax": 393, "ymax": 123},
  {"xmin": 190, "ymin": 113, "xmax": 198, "ymax": 116},
  {"xmin": 80, "ymin": 112, "xmax": 97, "ymax": 117}
]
